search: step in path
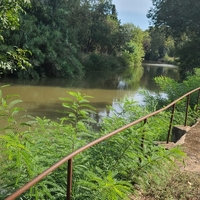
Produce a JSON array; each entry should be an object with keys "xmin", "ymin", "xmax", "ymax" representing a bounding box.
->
[
  {"xmin": 159, "ymin": 120, "xmax": 200, "ymax": 173},
  {"xmin": 180, "ymin": 120, "xmax": 200, "ymax": 173}
]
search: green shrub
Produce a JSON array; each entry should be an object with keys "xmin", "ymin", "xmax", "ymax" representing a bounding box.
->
[
  {"xmin": 83, "ymin": 53, "xmax": 122, "ymax": 71},
  {"xmin": 0, "ymin": 87, "xmax": 186, "ymax": 200}
]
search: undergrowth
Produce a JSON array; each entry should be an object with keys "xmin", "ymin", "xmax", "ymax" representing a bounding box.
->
[
  {"xmin": 0, "ymin": 84, "xmax": 197, "ymax": 200},
  {"xmin": 133, "ymin": 170, "xmax": 200, "ymax": 200}
]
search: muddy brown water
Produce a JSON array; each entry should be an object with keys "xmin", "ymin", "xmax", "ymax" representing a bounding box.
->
[{"xmin": 0, "ymin": 63, "xmax": 179, "ymax": 121}]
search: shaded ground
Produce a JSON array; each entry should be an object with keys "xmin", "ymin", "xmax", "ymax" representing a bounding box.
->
[{"xmin": 131, "ymin": 120, "xmax": 200, "ymax": 200}]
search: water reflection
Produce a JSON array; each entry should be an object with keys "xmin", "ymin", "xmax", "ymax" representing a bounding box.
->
[
  {"xmin": 0, "ymin": 63, "xmax": 179, "ymax": 120},
  {"xmin": 141, "ymin": 62, "xmax": 179, "ymax": 91}
]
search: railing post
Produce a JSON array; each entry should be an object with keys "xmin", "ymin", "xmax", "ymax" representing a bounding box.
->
[
  {"xmin": 166, "ymin": 104, "xmax": 175, "ymax": 143},
  {"xmin": 139, "ymin": 119, "xmax": 147, "ymax": 163},
  {"xmin": 196, "ymin": 89, "xmax": 200, "ymax": 112},
  {"xmin": 184, "ymin": 95, "xmax": 190, "ymax": 126},
  {"xmin": 67, "ymin": 159, "xmax": 73, "ymax": 200},
  {"xmin": 141, "ymin": 118, "xmax": 147, "ymax": 149}
]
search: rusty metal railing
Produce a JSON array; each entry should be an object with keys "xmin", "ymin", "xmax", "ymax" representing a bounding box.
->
[{"xmin": 5, "ymin": 87, "xmax": 200, "ymax": 200}]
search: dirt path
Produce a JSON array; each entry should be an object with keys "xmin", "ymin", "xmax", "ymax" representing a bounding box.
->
[
  {"xmin": 179, "ymin": 120, "xmax": 200, "ymax": 173},
  {"xmin": 131, "ymin": 121, "xmax": 200, "ymax": 200}
]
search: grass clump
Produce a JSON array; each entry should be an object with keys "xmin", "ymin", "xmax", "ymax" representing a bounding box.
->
[{"xmin": 133, "ymin": 170, "xmax": 200, "ymax": 200}]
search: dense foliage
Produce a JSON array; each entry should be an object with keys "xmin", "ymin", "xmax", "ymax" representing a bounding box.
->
[
  {"xmin": 0, "ymin": 0, "xmax": 32, "ymax": 73},
  {"xmin": 1, "ymin": 0, "xmax": 200, "ymax": 80},
  {"xmin": 143, "ymin": 27, "xmax": 175, "ymax": 62},
  {"xmin": 0, "ymin": 86, "xmax": 188, "ymax": 199},
  {"xmin": 148, "ymin": 0, "xmax": 200, "ymax": 37},
  {"xmin": 147, "ymin": 0, "xmax": 200, "ymax": 77},
  {"xmin": 0, "ymin": 0, "xmax": 145, "ymax": 79},
  {"xmin": 142, "ymin": 69, "xmax": 200, "ymax": 129},
  {"xmin": 1, "ymin": 1, "xmax": 200, "ymax": 199},
  {"xmin": 0, "ymin": 0, "xmax": 31, "ymax": 39}
]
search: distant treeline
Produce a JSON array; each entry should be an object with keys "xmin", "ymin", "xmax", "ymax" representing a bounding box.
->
[
  {"xmin": 0, "ymin": 0, "xmax": 199, "ymax": 80},
  {"xmin": 0, "ymin": 0, "xmax": 145, "ymax": 79}
]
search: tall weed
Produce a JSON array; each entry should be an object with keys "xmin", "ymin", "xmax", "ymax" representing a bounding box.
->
[{"xmin": 0, "ymin": 87, "xmax": 186, "ymax": 199}]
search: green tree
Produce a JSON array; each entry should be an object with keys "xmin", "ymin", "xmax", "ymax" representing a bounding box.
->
[
  {"xmin": 78, "ymin": 0, "xmax": 128, "ymax": 71},
  {"xmin": 0, "ymin": 0, "xmax": 31, "ymax": 39},
  {"xmin": 0, "ymin": 0, "xmax": 32, "ymax": 74},
  {"xmin": 143, "ymin": 27, "xmax": 175, "ymax": 61},
  {"xmin": 147, "ymin": 0, "xmax": 200, "ymax": 77},
  {"xmin": 122, "ymin": 24, "xmax": 145, "ymax": 82},
  {"xmin": 83, "ymin": 0, "xmax": 124, "ymax": 54},
  {"xmin": 148, "ymin": 28, "xmax": 165, "ymax": 61},
  {"xmin": 2, "ymin": 0, "xmax": 127, "ymax": 77},
  {"xmin": 7, "ymin": 0, "xmax": 86, "ymax": 78},
  {"xmin": 1, "ymin": 0, "xmax": 147, "ymax": 78},
  {"xmin": 142, "ymin": 30, "xmax": 151, "ymax": 60},
  {"xmin": 148, "ymin": 0, "xmax": 200, "ymax": 37}
]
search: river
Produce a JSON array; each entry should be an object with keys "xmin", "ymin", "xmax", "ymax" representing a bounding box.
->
[{"xmin": 0, "ymin": 62, "xmax": 179, "ymax": 121}]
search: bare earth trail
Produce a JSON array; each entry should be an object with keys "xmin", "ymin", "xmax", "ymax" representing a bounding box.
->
[
  {"xmin": 177, "ymin": 120, "xmax": 200, "ymax": 173},
  {"xmin": 132, "ymin": 121, "xmax": 200, "ymax": 200}
]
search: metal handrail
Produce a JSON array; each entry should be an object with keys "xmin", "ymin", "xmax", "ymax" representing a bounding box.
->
[{"xmin": 5, "ymin": 87, "xmax": 200, "ymax": 200}]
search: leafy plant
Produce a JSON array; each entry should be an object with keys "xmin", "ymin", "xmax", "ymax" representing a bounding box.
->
[
  {"xmin": 59, "ymin": 91, "xmax": 96, "ymax": 151},
  {"xmin": 0, "ymin": 85, "xmax": 36, "ymax": 198},
  {"xmin": 0, "ymin": 88, "xmax": 98, "ymax": 199},
  {"xmin": 0, "ymin": 87, "xmax": 187, "ymax": 200},
  {"xmin": 79, "ymin": 169, "xmax": 132, "ymax": 200}
]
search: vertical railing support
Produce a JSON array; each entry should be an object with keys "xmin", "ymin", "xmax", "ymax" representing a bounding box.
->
[
  {"xmin": 139, "ymin": 119, "xmax": 147, "ymax": 163},
  {"xmin": 196, "ymin": 89, "xmax": 200, "ymax": 112},
  {"xmin": 184, "ymin": 95, "xmax": 190, "ymax": 126},
  {"xmin": 141, "ymin": 118, "xmax": 147, "ymax": 149},
  {"xmin": 67, "ymin": 159, "xmax": 73, "ymax": 200},
  {"xmin": 166, "ymin": 104, "xmax": 175, "ymax": 143}
]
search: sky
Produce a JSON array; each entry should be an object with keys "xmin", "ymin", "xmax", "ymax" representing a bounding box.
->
[{"xmin": 112, "ymin": 0, "xmax": 153, "ymax": 30}]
